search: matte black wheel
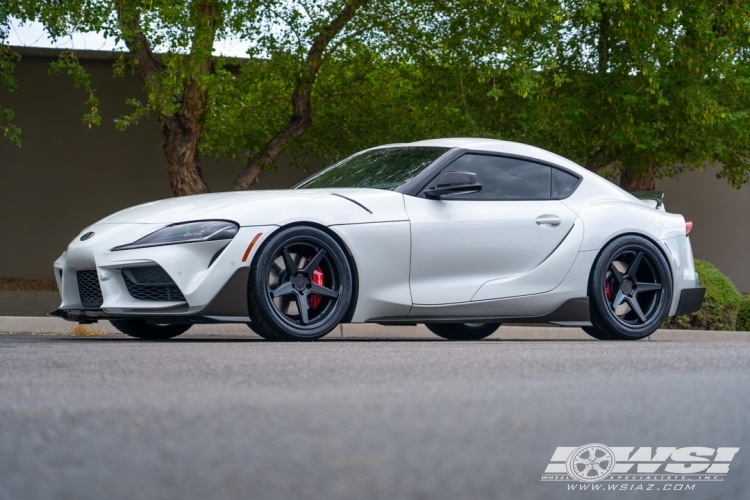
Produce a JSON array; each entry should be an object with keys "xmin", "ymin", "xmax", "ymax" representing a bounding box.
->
[
  {"xmin": 110, "ymin": 320, "xmax": 191, "ymax": 340},
  {"xmin": 425, "ymin": 323, "xmax": 500, "ymax": 341},
  {"xmin": 589, "ymin": 235, "xmax": 672, "ymax": 340},
  {"xmin": 248, "ymin": 226, "xmax": 353, "ymax": 341}
]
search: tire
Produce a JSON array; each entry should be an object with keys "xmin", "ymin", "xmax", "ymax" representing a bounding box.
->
[
  {"xmin": 248, "ymin": 226, "xmax": 353, "ymax": 341},
  {"xmin": 425, "ymin": 323, "xmax": 500, "ymax": 341},
  {"xmin": 246, "ymin": 322, "xmax": 274, "ymax": 340},
  {"xmin": 588, "ymin": 235, "xmax": 673, "ymax": 340},
  {"xmin": 581, "ymin": 325, "xmax": 617, "ymax": 340},
  {"xmin": 110, "ymin": 320, "xmax": 191, "ymax": 340}
]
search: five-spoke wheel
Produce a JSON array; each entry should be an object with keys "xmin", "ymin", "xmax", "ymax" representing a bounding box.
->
[
  {"xmin": 247, "ymin": 226, "xmax": 353, "ymax": 341},
  {"xmin": 586, "ymin": 235, "xmax": 672, "ymax": 340}
]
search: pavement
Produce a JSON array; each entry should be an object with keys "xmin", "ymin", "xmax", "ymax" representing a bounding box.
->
[
  {"xmin": 0, "ymin": 332, "xmax": 748, "ymax": 500},
  {"xmin": 1, "ymin": 315, "xmax": 750, "ymax": 341}
]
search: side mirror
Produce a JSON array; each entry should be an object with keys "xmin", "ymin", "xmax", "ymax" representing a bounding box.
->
[{"xmin": 424, "ymin": 171, "xmax": 482, "ymax": 199}]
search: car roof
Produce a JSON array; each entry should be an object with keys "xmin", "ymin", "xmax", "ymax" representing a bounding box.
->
[{"xmin": 401, "ymin": 138, "xmax": 589, "ymax": 177}]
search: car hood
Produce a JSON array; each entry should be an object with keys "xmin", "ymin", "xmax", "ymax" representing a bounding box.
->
[{"xmin": 98, "ymin": 188, "xmax": 409, "ymax": 226}]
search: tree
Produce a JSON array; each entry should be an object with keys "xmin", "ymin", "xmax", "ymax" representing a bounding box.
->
[
  {"xmin": 229, "ymin": 0, "xmax": 371, "ymax": 190},
  {"xmin": 6, "ymin": 0, "xmax": 374, "ymax": 194},
  {"xmin": 362, "ymin": 0, "xmax": 750, "ymax": 191},
  {"xmin": 472, "ymin": 0, "xmax": 750, "ymax": 190},
  {"xmin": 6, "ymin": 1, "xmax": 750, "ymax": 194}
]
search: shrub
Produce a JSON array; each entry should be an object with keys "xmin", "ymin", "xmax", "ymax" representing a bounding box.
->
[
  {"xmin": 662, "ymin": 259, "xmax": 741, "ymax": 331},
  {"xmin": 737, "ymin": 295, "xmax": 750, "ymax": 332}
]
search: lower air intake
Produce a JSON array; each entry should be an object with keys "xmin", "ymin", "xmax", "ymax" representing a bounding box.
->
[
  {"xmin": 77, "ymin": 270, "xmax": 103, "ymax": 308},
  {"xmin": 122, "ymin": 266, "xmax": 186, "ymax": 302}
]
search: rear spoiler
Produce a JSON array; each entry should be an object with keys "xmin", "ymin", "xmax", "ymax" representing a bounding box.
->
[{"xmin": 631, "ymin": 191, "xmax": 665, "ymax": 211}]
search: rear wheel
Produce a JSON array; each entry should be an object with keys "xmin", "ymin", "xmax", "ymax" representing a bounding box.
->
[
  {"xmin": 589, "ymin": 236, "xmax": 672, "ymax": 340},
  {"xmin": 425, "ymin": 323, "xmax": 500, "ymax": 341},
  {"xmin": 248, "ymin": 226, "xmax": 353, "ymax": 341},
  {"xmin": 110, "ymin": 320, "xmax": 191, "ymax": 340}
]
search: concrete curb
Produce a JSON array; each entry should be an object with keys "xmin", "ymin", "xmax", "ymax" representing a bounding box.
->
[
  {"xmin": 0, "ymin": 291, "xmax": 60, "ymax": 316},
  {"xmin": 0, "ymin": 316, "xmax": 748, "ymax": 341}
]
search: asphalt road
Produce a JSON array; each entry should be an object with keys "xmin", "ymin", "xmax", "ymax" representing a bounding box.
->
[{"xmin": 0, "ymin": 333, "xmax": 748, "ymax": 500}]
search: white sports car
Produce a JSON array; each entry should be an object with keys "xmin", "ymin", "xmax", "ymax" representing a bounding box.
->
[{"xmin": 52, "ymin": 138, "xmax": 705, "ymax": 341}]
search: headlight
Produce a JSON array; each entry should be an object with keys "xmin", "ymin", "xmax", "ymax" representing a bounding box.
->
[{"xmin": 112, "ymin": 220, "xmax": 239, "ymax": 251}]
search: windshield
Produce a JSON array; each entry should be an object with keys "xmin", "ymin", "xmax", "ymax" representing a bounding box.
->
[{"xmin": 294, "ymin": 146, "xmax": 449, "ymax": 190}]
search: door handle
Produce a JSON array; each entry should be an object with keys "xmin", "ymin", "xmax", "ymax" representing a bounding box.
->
[{"xmin": 536, "ymin": 215, "xmax": 561, "ymax": 227}]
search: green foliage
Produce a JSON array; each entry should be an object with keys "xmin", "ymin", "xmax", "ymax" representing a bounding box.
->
[
  {"xmin": 737, "ymin": 295, "xmax": 750, "ymax": 332},
  {"xmin": 663, "ymin": 260, "xmax": 742, "ymax": 331},
  {"xmin": 503, "ymin": 1, "xmax": 750, "ymax": 187},
  {"xmin": 48, "ymin": 50, "xmax": 101, "ymax": 127},
  {"xmin": 4, "ymin": 0, "xmax": 750, "ymax": 192},
  {"xmin": 1, "ymin": 5, "xmax": 21, "ymax": 147}
]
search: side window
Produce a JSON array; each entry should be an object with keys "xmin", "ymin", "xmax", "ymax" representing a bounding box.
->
[
  {"xmin": 551, "ymin": 168, "xmax": 579, "ymax": 198},
  {"xmin": 430, "ymin": 154, "xmax": 553, "ymax": 199}
]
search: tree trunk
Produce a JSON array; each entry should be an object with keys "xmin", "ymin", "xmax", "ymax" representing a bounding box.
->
[
  {"xmin": 619, "ymin": 167, "xmax": 656, "ymax": 192},
  {"xmin": 231, "ymin": 0, "xmax": 370, "ymax": 191},
  {"xmin": 116, "ymin": 0, "xmax": 213, "ymax": 196},
  {"xmin": 160, "ymin": 112, "xmax": 209, "ymax": 196},
  {"xmin": 231, "ymin": 85, "xmax": 313, "ymax": 190}
]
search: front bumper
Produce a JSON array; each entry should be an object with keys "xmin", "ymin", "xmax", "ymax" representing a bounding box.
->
[
  {"xmin": 51, "ymin": 224, "xmax": 275, "ymax": 321},
  {"xmin": 674, "ymin": 287, "xmax": 706, "ymax": 316}
]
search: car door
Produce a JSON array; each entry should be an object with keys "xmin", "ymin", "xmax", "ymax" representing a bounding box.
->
[{"xmin": 405, "ymin": 153, "xmax": 581, "ymax": 305}]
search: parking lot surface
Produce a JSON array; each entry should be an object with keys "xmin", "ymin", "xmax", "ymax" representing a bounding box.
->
[{"xmin": 1, "ymin": 333, "xmax": 748, "ymax": 499}]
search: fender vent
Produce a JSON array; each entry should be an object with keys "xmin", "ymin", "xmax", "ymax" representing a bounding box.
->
[
  {"xmin": 76, "ymin": 270, "xmax": 103, "ymax": 308},
  {"xmin": 122, "ymin": 266, "xmax": 186, "ymax": 302}
]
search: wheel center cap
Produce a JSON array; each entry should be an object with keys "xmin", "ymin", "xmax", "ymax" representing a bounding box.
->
[
  {"xmin": 292, "ymin": 275, "xmax": 307, "ymax": 291},
  {"xmin": 621, "ymin": 280, "xmax": 633, "ymax": 294}
]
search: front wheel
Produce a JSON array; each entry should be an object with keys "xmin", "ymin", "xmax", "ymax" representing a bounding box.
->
[
  {"xmin": 588, "ymin": 235, "xmax": 673, "ymax": 340},
  {"xmin": 425, "ymin": 323, "xmax": 500, "ymax": 341},
  {"xmin": 248, "ymin": 226, "xmax": 353, "ymax": 341},
  {"xmin": 110, "ymin": 320, "xmax": 191, "ymax": 340}
]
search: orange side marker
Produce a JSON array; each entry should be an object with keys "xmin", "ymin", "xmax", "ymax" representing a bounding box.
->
[{"xmin": 241, "ymin": 233, "xmax": 263, "ymax": 262}]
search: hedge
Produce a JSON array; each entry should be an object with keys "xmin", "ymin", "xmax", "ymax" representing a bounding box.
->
[
  {"xmin": 737, "ymin": 295, "xmax": 750, "ymax": 332},
  {"xmin": 662, "ymin": 259, "xmax": 742, "ymax": 331}
]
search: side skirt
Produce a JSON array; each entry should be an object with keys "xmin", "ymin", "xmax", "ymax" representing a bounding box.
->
[{"xmin": 368, "ymin": 297, "xmax": 591, "ymax": 326}]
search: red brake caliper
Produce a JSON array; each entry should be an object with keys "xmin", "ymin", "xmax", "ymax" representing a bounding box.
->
[
  {"xmin": 310, "ymin": 263, "xmax": 324, "ymax": 309},
  {"xmin": 605, "ymin": 279, "xmax": 612, "ymax": 301}
]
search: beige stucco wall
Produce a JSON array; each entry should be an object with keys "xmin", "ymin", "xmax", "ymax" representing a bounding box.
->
[{"xmin": 1, "ymin": 49, "xmax": 748, "ymax": 292}]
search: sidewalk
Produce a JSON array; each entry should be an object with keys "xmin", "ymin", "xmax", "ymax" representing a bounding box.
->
[{"xmin": 0, "ymin": 316, "xmax": 748, "ymax": 341}]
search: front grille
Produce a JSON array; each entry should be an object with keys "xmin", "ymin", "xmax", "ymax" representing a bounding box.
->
[
  {"xmin": 77, "ymin": 270, "xmax": 103, "ymax": 308},
  {"xmin": 122, "ymin": 266, "xmax": 185, "ymax": 302}
]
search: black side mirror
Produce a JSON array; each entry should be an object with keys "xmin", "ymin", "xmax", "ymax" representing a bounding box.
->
[{"xmin": 424, "ymin": 171, "xmax": 482, "ymax": 199}]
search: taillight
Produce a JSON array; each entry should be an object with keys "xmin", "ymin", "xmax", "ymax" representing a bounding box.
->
[{"xmin": 685, "ymin": 220, "xmax": 693, "ymax": 237}]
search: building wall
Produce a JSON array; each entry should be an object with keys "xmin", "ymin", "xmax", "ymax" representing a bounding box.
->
[
  {"xmin": 1, "ymin": 49, "xmax": 748, "ymax": 292},
  {"xmin": 657, "ymin": 170, "xmax": 750, "ymax": 292}
]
